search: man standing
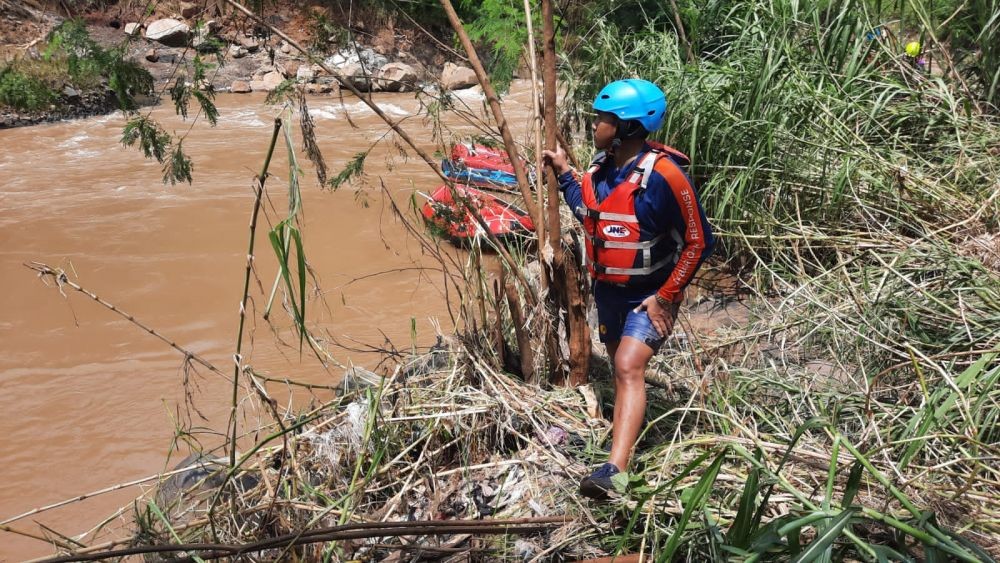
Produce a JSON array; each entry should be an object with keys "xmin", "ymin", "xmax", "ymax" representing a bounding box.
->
[{"xmin": 543, "ymin": 79, "xmax": 715, "ymax": 499}]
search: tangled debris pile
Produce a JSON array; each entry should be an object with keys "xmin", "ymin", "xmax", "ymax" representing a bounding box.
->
[{"xmin": 107, "ymin": 316, "xmax": 997, "ymax": 561}]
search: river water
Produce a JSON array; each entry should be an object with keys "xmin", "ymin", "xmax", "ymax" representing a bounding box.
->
[{"xmin": 0, "ymin": 84, "xmax": 536, "ymax": 559}]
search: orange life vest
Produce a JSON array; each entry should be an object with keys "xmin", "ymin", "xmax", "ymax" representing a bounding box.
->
[{"xmin": 580, "ymin": 142, "xmax": 691, "ymax": 286}]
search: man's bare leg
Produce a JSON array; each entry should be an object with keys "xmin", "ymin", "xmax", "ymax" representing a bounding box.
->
[{"xmin": 608, "ymin": 336, "xmax": 654, "ymax": 470}]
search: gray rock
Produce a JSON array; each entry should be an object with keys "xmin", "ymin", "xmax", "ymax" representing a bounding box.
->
[
  {"xmin": 154, "ymin": 453, "xmax": 258, "ymax": 524},
  {"xmin": 324, "ymin": 53, "xmax": 350, "ymax": 68},
  {"xmin": 230, "ymin": 80, "xmax": 251, "ymax": 93},
  {"xmin": 144, "ymin": 48, "xmax": 159, "ymax": 63},
  {"xmin": 192, "ymin": 28, "xmax": 218, "ymax": 52},
  {"xmin": 179, "ymin": 1, "xmax": 198, "ymax": 19},
  {"xmin": 62, "ymin": 86, "xmax": 81, "ymax": 101},
  {"xmin": 359, "ymin": 48, "xmax": 388, "ymax": 72},
  {"xmin": 338, "ymin": 62, "xmax": 371, "ymax": 91},
  {"xmin": 238, "ymin": 35, "xmax": 260, "ymax": 52},
  {"xmin": 280, "ymin": 42, "xmax": 292, "ymax": 54},
  {"xmin": 228, "ymin": 44, "xmax": 247, "ymax": 59},
  {"xmin": 324, "ymin": 48, "xmax": 388, "ymax": 74},
  {"xmin": 296, "ymin": 65, "xmax": 315, "ymax": 82},
  {"xmin": 123, "ymin": 22, "xmax": 142, "ymax": 37},
  {"xmin": 376, "ymin": 62, "xmax": 418, "ymax": 92},
  {"xmin": 441, "ymin": 62, "xmax": 477, "ymax": 90},
  {"xmin": 145, "ymin": 18, "xmax": 190, "ymax": 48}
]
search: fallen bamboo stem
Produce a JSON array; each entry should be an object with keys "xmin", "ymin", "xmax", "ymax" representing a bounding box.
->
[
  {"xmin": 572, "ymin": 555, "xmax": 644, "ymax": 563},
  {"xmin": 24, "ymin": 262, "xmax": 225, "ymax": 378},
  {"xmin": 35, "ymin": 517, "xmax": 569, "ymax": 563},
  {"xmin": 0, "ymin": 460, "xmax": 226, "ymax": 528}
]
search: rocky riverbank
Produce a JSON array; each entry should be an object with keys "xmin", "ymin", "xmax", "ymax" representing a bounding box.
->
[
  {"xmin": 0, "ymin": 87, "xmax": 118, "ymax": 128},
  {"xmin": 1, "ymin": 1, "xmax": 483, "ymax": 129}
]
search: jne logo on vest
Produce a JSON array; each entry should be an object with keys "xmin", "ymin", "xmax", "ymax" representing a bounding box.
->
[{"xmin": 602, "ymin": 225, "xmax": 631, "ymax": 238}]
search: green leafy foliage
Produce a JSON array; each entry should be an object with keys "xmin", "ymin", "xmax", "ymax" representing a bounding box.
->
[
  {"xmin": 105, "ymin": 54, "xmax": 153, "ymax": 111},
  {"xmin": 121, "ymin": 116, "xmax": 195, "ymax": 185},
  {"xmin": 121, "ymin": 115, "xmax": 172, "ymax": 162},
  {"xmin": 45, "ymin": 19, "xmax": 153, "ymax": 109},
  {"xmin": 165, "ymin": 142, "xmax": 194, "ymax": 185},
  {"xmin": 329, "ymin": 150, "xmax": 370, "ymax": 190},
  {"xmin": 268, "ymin": 219, "xmax": 308, "ymax": 351},
  {"xmin": 308, "ymin": 12, "xmax": 348, "ymax": 53},
  {"xmin": 0, "ymin": 68, "xmax": 56, "ymax": 110},
  {"xmin": 192, "ymin": 89, "xmax": 219, "ymax": 126},
  {"xmin": 169, "ymin": 78, "xmax": 192, "ymax": 120},
  {"xmin": 264, "ymin": 79, "xmax": 297, "ymax": 105},
  {"xmin": 657, "ymin": 450, "xmax": 726, "ymax": 561},
  {"xmin": 456, "ymin": 0, "xmax": 530, "ymax": 92}
]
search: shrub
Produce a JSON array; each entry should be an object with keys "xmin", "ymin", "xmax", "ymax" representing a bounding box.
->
[{"xmin": 0, "ymin": 67, "xmax": 56, "ymax": 110}]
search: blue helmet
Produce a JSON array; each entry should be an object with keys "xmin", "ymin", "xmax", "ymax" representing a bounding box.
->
[{"xmin": 592, "ymin": 79, "xmax": 667, "ymax": 134}]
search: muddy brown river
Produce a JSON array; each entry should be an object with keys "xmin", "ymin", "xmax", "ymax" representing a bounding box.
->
[{"xmin": 0, "ymin": 84, "xmax": 537, "ymax": 559}]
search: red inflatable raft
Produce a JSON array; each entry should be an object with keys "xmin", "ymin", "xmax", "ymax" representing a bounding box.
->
[
  {"xmin": 450, "ymin": 143, "xmax": 522, "ymax": 175},
  {"xmin": 421, "ymin": 184, "xmax": 534, "ymax": 241}
]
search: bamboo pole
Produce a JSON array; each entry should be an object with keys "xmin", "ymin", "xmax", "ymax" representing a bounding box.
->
[
  {"xmin": 523, "ymin": 0, "xmax": 547, "ymax": 294},
  {"xmin": 229, "ymin": 117, "xmax": 282, "ymax": 470},
  {"xmin": 437, "ymin": 0, "xmax": 542, "ymax": 230},
  {"xmin": 541, "ymin": 0, "xmax": 590, "ymax": 385}
]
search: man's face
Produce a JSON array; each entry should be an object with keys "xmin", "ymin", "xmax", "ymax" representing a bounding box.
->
[{"xmin": 592, "ymin": 111, "xmax": 618, "ymax": 150}]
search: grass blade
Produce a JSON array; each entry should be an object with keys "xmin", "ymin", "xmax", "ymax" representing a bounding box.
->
[
  {"xmin": 790, "ymin": 509, "xmax": 856, "ymax": 563},
  {"xmin": 657, "ymin": 449, "xmax": 726, "ymax": 562}
]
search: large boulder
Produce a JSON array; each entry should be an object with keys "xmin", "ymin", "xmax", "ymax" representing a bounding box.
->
[
  {"xmin": 441, "ymin": 62, "xmax": 477, "ymax": 90},
  {"xmin": 337, "ymin": 62, "xmax": 370, "ymax": 91},
  {"xmin": 375, "ymin": 62, "xmax": 418, "ymax": 92},
  {"xmin": 145, "ymin": 18, "xmax": 190, "ymax": 47},
  {"xmin": 324, "ymin": 48, "xmax": 388, "ymax": 75},
  {"xmin": 230, "ymin": 80, "xmax": 251, "ymax": 93},
  {"xmin": 280, "ymin": 60, "xmax": 302, "ymax": 78},
  {"xmin": 359, "ymin": 48, "xmax": 388, "ymax": 71},
  {"xmin": 249, "ymin": 71, "xmax": 285, "ymax": 92},
  {"xmin": 61, "ymin": 86, "xmax": 81, "ymax": 102}
]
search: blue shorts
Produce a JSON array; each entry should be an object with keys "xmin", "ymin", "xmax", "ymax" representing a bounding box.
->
[{"xmin": 594, "ymin": 283, "xmax": 676, "ymax": 351}]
